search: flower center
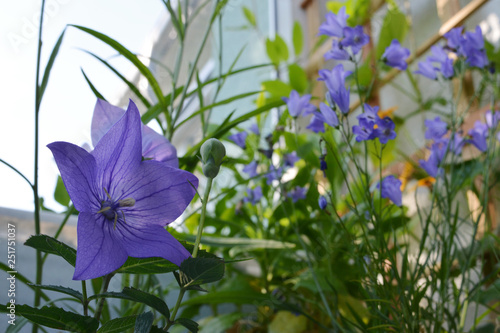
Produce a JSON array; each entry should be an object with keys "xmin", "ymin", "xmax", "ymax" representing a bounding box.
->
[{"xmin": 97, "ymin": 188, "xmax": 135, "ymax": 229}]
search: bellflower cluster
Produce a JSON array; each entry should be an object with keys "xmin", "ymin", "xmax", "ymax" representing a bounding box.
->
[
  {"xmin": 319, "ymin": 7, "xmax": 369, "ymax": 61},
  {"xmin": 48, "ymin": 100, "xmax": 198, "ymax": 280},
  {"xmin": 381, "ymin": 39, "xmax": 410, "ymax": 70},
  {"xmin": 415, "ymin": 26, "xmax": 489, "ymax": 80},
  {"xmin": 318, "ymin": 64, "xmax": 352, "ymax": 115},
  {"xmin": 377, "ymin": 175, "xmax": 402, "ymax": 207},
  {"xmin": 352, "ymin": 104, "xmax": 397, "ymax": 144}
]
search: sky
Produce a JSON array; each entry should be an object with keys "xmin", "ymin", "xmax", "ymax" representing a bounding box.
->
[{"xmin": 0, "ymin": 0, "xmax": 166, "ymax": 212}]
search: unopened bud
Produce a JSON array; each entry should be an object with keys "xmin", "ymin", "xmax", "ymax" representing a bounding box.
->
[{"xmin": 200, "ymin": 138, "xmax": 226, "ymax": 178}]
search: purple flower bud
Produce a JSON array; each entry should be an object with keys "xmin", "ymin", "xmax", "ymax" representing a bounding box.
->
[
  {"xmin": 485, "ymin": 110, "xmax": 500, "ymax": 129},
  {"xmin": 319, "ymin": 103, "xmax": 339, "ymax": 127},
  {"xmin": 319, "ymin": 196, "xmax": 327, "ymax": 210}
]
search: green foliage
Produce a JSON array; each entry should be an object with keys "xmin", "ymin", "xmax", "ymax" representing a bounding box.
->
[
  {"xmin": 179, "ymin": 257, "xmax": 225, "ymax": 287},
  {"xmin": 54, "ymin": 176, "xmax": 70, "ymax": 207},
  {"xmin": 376, "ymin": 4, "xmax": 409, "ymax": 60},
  {"xmin": 266, "ymin": 35, "xmax": 289, "ymax": 66},
  {"xmin": 242, "ymin": 6, "xmax": 257, "ymax": 28},
  {"xmin": 96, "ymin": 315, "xmax": 138, "ymax": 333},
  {"xmin": 326, "ymin": 0, "xmax": 372, "ymax": 26},
  {"xmin": 24, "ymin": 234, "xmax": 77, "ymax": 266},
  {"xmin": 134, "ymin": 311, "xmax": 154, "ymax": 333},
  {"xmin": 292, "ymin": 21, "xmax": 303, "ymax": 56},
  {"xmin": 14, "ymin": 305, "xmax": 98, "ymax": 332}
]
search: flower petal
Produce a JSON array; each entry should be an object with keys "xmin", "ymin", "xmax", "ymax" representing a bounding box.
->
[
  {"xmin": 91, "ymin": 99, "xmax": 125, "ymax": 148},
  {"xmin": 47, "ymin": 142, "xmax": 99, "ymax": 212},
  {"xmin": 117, "ymin": 161, "xmax": 198, "ymax": 225},
  {"xmin": 92, "ymin": 100, "xmax": 142, "ymax": 191},
  {"xmin": 118, "ymin": 224, "xmax": 191, "ymax": 266},
  {"xmin": 142, "ymin": 126, "xmax": 178, "ymax": 167},
  {"xmin": 73, "ymin": 212, "xmax": 128, "ymax": 280}
]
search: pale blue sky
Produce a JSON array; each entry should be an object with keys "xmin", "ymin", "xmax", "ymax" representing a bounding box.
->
[{"xmin": 0, "ymin": 0, "xmax": 166, "ymax": 211}]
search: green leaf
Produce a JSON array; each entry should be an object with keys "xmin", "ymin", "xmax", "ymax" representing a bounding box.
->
[
  {"xmin": 181, "ymin": 234, "xmax": 296, "ymax": 250},
  {"xmin": 288, "ymin": 64, "xmax": 308, "ymax": 93},
  {"xmin": 262, "ymin": 80, "xmax": 292, "ymax": 97},
  {"xmin": 97, "ymin": 315, "xmax": 137, "ymax": 333},
  {"xmin": 54, "ymin": 176, "xmax": 70, "ymax": 207},
  {"xmin": 29, "ymin": 284, "xmax": 83, "ymax": 302},
  {"xmin": 179, "ymin": 257, "xmax": 225, "ymax": 287},
  {"xmin": 90, "ymin": 287, "xmax": 170, "ymax": 319},
  {"xmin": 376, "ymin": 6, "xmax": 408, "ymax": 60},
  {"xmin": 199, "ymin": 313, "xmax": 243, "ymax": 333},
  {"xmin": 134, "ymin": 311, "xmax": 154, "ymax": 333},
  {"xmin": 15, "ymin": 304, "xmax": 98, "ymax": 332},
  {"xmin": 24, "ymin": 234, "xmax": 77, "ymax": 267},
  {"xmin": 39, "ymin": 29, "xmax": 66, "ymax": 105},
  {"xmin": 140, "ymin": 86, "xmax": 184, "ymax": 125},
  {"xmin": 82, "ymin": 50, "xmax": 151, "ymax": 108},
  {"xmin": 81, "ymin": 68, "xmax": 106, "ymax": 100},
  {"xmin": 266, "ymin": 35, "xmax": 289, "ymax": 65},
  {"xmin": 242, "ymin": 6, "xmax": 256, "ymax": 27},
  {"xmin": 163, "ymin": 0, "xmax": 184, "ymax": 41},
  {"xmin": 176, "ymin": 318, "xmax": 199, "ymax": 333},
  {"xmin": 71, "ymin": 25, "xmax": 165, "ymax": 106},
  {"xmin": 292, "ymin": 21, "xmax": 303, "ymax": 56},
  {"xmin": 117, "ymin": 257, "xmax": 178, "ymax": 274}
]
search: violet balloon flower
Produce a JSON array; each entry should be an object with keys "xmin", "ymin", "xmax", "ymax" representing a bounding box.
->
[
  {"xmin": 48, "ymin": 100, "xmax": 198, "ymax": 280},
  {"xmin": 381, "ymin": 39, "xmax": 410, "ymax": 70},
  {"xmin": 377, "ymin": 175, "xmax": 402, "ymax": 207},
  {"xmin": 92, "ymin": 99, "xmax": 178, "ymax": 167}
]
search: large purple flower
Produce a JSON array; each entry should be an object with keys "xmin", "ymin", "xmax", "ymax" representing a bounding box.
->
[
  {"xmin": 92, "ymin": 99, "xmax": 178, "ymax": 167},
  {"xmin": 48, "ymin": 100, "xmax": 198, "ymax": 280}
]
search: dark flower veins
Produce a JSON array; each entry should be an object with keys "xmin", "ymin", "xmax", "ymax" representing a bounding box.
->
[{"xmin": 48, "ymin": 100, "xmax": 198, "ymax": 280}]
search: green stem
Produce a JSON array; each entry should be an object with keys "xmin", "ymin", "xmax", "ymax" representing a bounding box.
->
[
  {"xmin": 0, "ymin": 159, "xmax": 33, "ymax": 188},
  {"xmin": 33, "ymin": 2, "xmax": 46, "ymax": 332},
  {"xmin": 193, "ymin": 177, "xmax": 213, "ymax": 258},
  {"xmin": 82, "ymin": 280, "xmax": 88, "ymax": 316},
  {"xmin": 94, "ymin": 273, "xmax": 114, "ymax": 323},
  {"xmin": 165, "ymin": 177, "xmax": 214, "ymax": 331}
]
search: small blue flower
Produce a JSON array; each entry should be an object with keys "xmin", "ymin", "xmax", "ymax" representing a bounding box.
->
[
  {"xmin": 318, "ymin": 196, "xmax": 327, "ymax": 210},
  {"xmin": 374, "ymin": 117, "xmax": 397, "ymax": 144},
  {"xmin": 485, "ymin": 110, "xmax": 500, "ymax": 129},
  {"xmin": 282, "ymin": 90, "xmax": 316, "ymax": 118},
  {"xmin": 353, "ymin": 118, "xmax": 376, "ymax": 142},
  {"xmin": 424, "ymin": 117, "xmax": 448, "ymax": 140},
  {"xmin": 228, "ymin": 131, "xmax": 248, "ymax": 149},
  {"xmin": 266, "ymin": 165, "xmax": 283, "ymax": 185},
  {"xmin": 306, "ymin": 113, "xmax": 326, "ymax": 133},
  {"xmin": 288, "ymin": 186, "xmax": 307, "ymax": 203},
  {"xmin": 284, "ymin": 152, "xmax": 300, "ymax": 167},
  {"xmin": 249, "ymin": 123, "xmax": 260, "ymax": 135},
  {"xmin": 243, "ymin": 186, "xmax": 263, "ymax": 205},
  {"xmin": 324, "ymin": 39, "xmax": 351, "ymax": 61},
  {"xmin": 320, "ymin": 155, "xmax": 327, "ymax": 177},
  {"xmin": 377, "ymin": 175, "xmax": 402, "ymax": 207},
  {"xmin": 318, "ymin": 102, "xmax": 339, "ymax": 127},
  {"xmin": 444, "ymin": 27, "xmax": 464, "ymax": 51},
  {"xmin": 318, "ymin": 7, "xmax": 349, "ymax": 38},
  {"xmin": 341, "ymin": 26, "xmax": 370, "ymax": 55},
  {"xmin": 242, "ymin": 160, "xmax": 258, "ymax": 177},
  {"xmin": 415, "ymin": 59, "xmax": 438, "ymax": 80},
  {"xmin": 468, "ymin": 121, "xmax": 488, "ymax": 152},
  {"xmin": 381, "ymin": 39, "xmax": 410, "ymax": 70}
]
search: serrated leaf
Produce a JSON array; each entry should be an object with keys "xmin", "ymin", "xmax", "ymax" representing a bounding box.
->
[
  {"xmin": 292, "ymin": 21, "xmax": 303, "ymax": 56},
  {"xmin": 15, "ymin": 304, "xmax": 98, "ymax": 332},
  {"xmin": 97, "ymin": 315, "xmax": 137, "ymax": 333},
  {"xmin": 134, "ymin": 311, "xmax": 154, "ymax": 333},
  {"xmin": 176, "ymin": 318, "xmax": 199, "ymax": 333},
  {"xmin": 24, "ymin": 234, "xmax": 76, "ymax": 267},
  {"xmin": 288, "ymin": 64, "xmax": 308, "ymax": 93},
  {"xmin": 179, "ymin": 257, "xmax": 225, "ymax": 287},
  {"xmin": 54, "ymin": 176, "xmax": 70, "ymax": 207},
  {"xmin": 29, "ymin": 284, "xmax": 82, "ymax": 302},
  {"xmin": 242, "ymin": 6, "xmax": 256, "ymax": 27}
]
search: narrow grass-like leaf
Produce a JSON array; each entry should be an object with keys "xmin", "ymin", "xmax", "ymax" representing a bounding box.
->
[
  {"xmin": 81, "ymin": 68, "xmax": 106, "ymax": 101},
  {"xmin": 82, "ymin": 50, "xmax": 151, "ymax": 108},
  {"xmin": 70, "ymin": 25, "xmax": 165, "ymax": 105},
  {"xmin": 141, "ymin": 86, "xmax": 184, "ymax": 124},
  {"xmin": 39, "ymin": 28, "xmax": 66, "ymax": 104},
  {"xmin": 163, "ymin": 0, "xmax": 184, "ymax": 40}
]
